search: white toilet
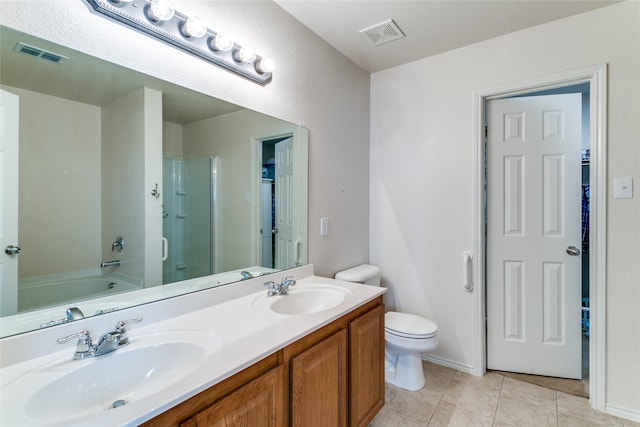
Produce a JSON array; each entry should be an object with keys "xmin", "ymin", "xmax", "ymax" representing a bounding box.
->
[{"xmin": 335, "ymin": 264, "xmax": 438, "ymax": 391}]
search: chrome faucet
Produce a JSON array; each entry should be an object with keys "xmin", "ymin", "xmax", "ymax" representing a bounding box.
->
[
  {"xmin": 100, "ymin": 260, "xmax": 120, "ymax": 268},
  {"xmin": 65, "ymin": 307, "xmax": 85, "ymax": 321},
  {"xmin": 111, "ymin": 236, "xmax": 125, "ymax": 252},
  {"xmin": 57, "ymin": 317, "xmax": 142, "ymax": 360},
  {"xmin": 264, "ymin": 276, "xmax": 296, "ymax": 296}
]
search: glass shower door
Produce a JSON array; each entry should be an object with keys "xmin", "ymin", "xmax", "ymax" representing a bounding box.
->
[{"xmin": 162, "ymin": 156, "xmax": 217, "ymax": 285}]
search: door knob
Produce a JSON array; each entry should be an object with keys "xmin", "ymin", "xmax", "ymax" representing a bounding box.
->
[
  {"xmin": 566, "ymin": 246, "xmax": 581, "ymax": 256},
  {"xmin": 4, "ymin": 245, "xmax": 21, "ymax": 255}
]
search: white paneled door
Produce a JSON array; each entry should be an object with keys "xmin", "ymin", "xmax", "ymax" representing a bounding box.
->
[
  {"xmin": 487, "ymin": 94, "xmax": 582, "ymax": 379},
  {"xmin": 0, "ymin": 89, "xmax": 20, "ymax": 316},
  {"xmin": 274, "ymin": 137, "xmax": 295, "ymax": 269}
]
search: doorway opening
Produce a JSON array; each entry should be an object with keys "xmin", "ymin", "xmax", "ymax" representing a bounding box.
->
[
  {"xmin": 487, "ymin": 84, "xmax": 590, "ymax": 395},
  {"xmin": 472, "ymin": 64, "xmax": 608, "ymax": 410},
  {"xmin": 259, "ymin": 136, "xmax": 291, "ymax": 269}
]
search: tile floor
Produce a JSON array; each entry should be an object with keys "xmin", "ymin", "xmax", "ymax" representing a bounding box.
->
[{"xmin": 370, "ymin": 361, "xmax": 639, "ymax": 427}]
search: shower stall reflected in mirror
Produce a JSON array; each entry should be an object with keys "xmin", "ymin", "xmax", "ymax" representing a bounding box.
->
[{"xmin": 162, "ymin": 156, "xmax": 218, "ymax": 285}]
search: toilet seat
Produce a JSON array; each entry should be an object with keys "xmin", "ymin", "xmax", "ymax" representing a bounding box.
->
[{"xmin": 385, "ymin": 312, "xmax": 437, "ymax": 339}]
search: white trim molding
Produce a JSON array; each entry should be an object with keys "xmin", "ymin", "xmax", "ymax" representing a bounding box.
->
[{"xmin": 472, "ymin": 64, "xmax": 608, "ymax": 411}]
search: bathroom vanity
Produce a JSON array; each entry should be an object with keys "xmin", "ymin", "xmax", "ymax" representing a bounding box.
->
[
  {"xmin": 0, "ymin": 268, "xmax": 385, "ymax": 426},
  {"xmin": 143, "ymin": 298, "xmax": 384, "ymax": 427}
]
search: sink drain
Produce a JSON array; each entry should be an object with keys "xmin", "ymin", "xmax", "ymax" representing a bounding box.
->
[{"xmin": 111, "ymin": 399, "xmax": 127, "ymax": 409}]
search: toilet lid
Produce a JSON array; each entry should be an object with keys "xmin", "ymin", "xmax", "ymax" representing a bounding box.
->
[{"xmin": 385, "ymin": 311, "xmax": 437, "ymax": 339}]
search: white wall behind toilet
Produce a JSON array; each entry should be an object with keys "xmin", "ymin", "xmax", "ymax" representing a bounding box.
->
[{"xmin": 370, "ymin": 6, "xmax": 640, "ymax": 415}]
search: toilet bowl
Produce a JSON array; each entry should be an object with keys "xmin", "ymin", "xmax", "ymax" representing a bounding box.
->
[{"xmin": 335, "ymin": 264, "xmax": 439, "ymax": 391}]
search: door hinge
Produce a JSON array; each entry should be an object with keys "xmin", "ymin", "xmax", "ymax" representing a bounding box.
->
[{"xmin": 484, "ymin": 125, "xmax": 488, "ymax": 138}]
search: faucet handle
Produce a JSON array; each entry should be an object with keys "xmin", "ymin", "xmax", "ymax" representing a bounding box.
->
[
  {"xmin": 57, "ymin": 330, "xmax": 93, "ymax": 354},
  {"xmin": 264, "ymin": 280, "xmax": 279, "ymax": 296},
  {"xmin": 115, "ymin": 317, "xmax": 142, "ymax": 331},
  {"xmin": 114, "ymin": 317, "xmax": 142, "ymax": 346},
  {"xmin": 282, "ymin": 276, "xmax": 296, "ymax": 287}
]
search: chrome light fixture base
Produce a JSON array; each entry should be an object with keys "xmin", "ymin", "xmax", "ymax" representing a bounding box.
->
[{"xmin": 84, "ymin": 0, "xmax": 273, "ymax": 85}]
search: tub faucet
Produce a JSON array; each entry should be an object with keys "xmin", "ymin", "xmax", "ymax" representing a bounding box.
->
[
  {"xmin": 57, "ymin": 317, "xmax": 142, "ymax": 360},
  {"xmin": 100, "ymin": 260, "xmax": 120, "ymax": 268}
]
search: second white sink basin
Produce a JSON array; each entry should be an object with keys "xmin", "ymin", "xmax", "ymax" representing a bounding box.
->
[
  {"xmin": 1, "ymin": 330, "xmax": 221, "ymax": 426},
  {"xmin": 253, "ymin": 284, "xmax": 352, "ymax": 315}
]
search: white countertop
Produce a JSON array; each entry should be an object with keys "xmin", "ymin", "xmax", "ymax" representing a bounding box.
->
[{"xmin": 0, "ymin": 273, "xmax": 385, "ymax": 426}]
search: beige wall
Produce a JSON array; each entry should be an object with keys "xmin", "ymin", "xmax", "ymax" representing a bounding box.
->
[
  {"xmin": 163, "ymin": 122, "xmax": 184, "ymax": 157},
  {"xmin": 101, "ymin": 88, "xmax": 163, "ymax": 286},
  {"xmin": 183, "ymin": 109, "xmax": 300, "ymax": 272},
  {"xmin": 370, "ymin": 1, "xmax": 639, "ymax": 416},
  {"xmin": 4, "ymin": 85, "xmax": 102, "ymax": 279}
]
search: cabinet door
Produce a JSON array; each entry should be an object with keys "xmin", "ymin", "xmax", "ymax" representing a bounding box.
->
[
  {"xmin": 290, "ymin": 329, "xmax": 348, "ymax": 427},
  {"xmin": 349, "ymin": 305, "xmax": 385, "ymax": 427},
  {"xmin": 184, "ymin": 365, "xmax": 283, "ymax": 427}
]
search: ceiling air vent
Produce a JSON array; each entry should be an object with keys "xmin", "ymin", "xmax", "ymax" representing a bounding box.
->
[
  {"xmin": 359, "ymin": 19, "xmax": 405, "ymax": 46},
  {"xmin": 14, "ymin": 42, "xmax": 68, "ymax": 64}
]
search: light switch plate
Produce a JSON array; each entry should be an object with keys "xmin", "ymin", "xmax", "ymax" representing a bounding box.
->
[
  {"xmin": 614, "ymin": 177, "xmax": 633, "ymax": 199},
  {"xmin": 320, "ymin": 217, "xmax": 329, "ymax": 236}
]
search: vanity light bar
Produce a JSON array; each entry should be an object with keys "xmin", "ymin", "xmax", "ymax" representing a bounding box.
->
[{"xmin": 83, "ymin": 0, "xmax": 273, "ymax": 85}]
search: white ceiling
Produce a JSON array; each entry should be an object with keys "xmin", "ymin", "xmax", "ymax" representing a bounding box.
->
[
  {"xmin": 274, "ymin": 0, "xmax": 621, "ymax": 73},
  {"xmin": 0, "ymin": 26, "xmax": 243, "ymax": 124}
]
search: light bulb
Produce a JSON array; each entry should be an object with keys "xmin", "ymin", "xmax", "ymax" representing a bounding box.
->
[
  {"xmin": 235, "ymin": 45, "xmax": 257, "ymax": 63},
  {"xmin": 148, "ymin": 0, "xmax": 175, "ymax": 22},
  {"xmin": 210, "ymin": 33, "xmax": 234, "ymax": 52},
  {"xmin": 182, "ymin": 16, "xmax": 207, "ymax": 38},
  {"xmin": 256, "ymin": 57, "xmax": 275, "ymax": 74}
]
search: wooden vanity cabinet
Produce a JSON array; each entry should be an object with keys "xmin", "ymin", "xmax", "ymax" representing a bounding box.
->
[
  {"xmin": 289, "ymin": 329, "xmax": 348, "ymax": 427},
  {"xmin": 349, "ymin": 303, "xmax": 385, "ymax": 426},
  {"xmin": 141, "ymin": 354, "xmax": 281, "ymax": 427},
  {"xmin": 143, "ymin": 297, "xmax": 384, "ymax": 427},
  {"xmin": 180, "ymin": 365, "xmax": 284, "ymax": 427},
  {"xmin": 281, "ymin": 298, "xmax": 385, "ymax": 427}
]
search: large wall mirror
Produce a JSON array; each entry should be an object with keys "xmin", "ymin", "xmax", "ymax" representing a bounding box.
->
[{"xmin": 0, "ymin": 25, "xmax": 309, "ymax": 338}]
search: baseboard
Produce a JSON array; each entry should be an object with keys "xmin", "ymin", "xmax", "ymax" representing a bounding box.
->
[
  {"xmin": 605, "ymin": 404, "xmax": 640, "ymax": 423},
  {"xmin": 422, "ymin": 354, "xmax": 475, "ymax": 376}
]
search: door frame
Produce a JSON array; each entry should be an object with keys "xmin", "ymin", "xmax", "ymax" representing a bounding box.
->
[{"xmin": 472, "ymin": 64, "xmax": 608, "ymax": 410}]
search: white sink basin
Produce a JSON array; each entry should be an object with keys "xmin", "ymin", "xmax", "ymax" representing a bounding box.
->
[
  {"xmin": 1, "ymin": 330, "xmax": 221, "ymax": 426},
  {"xmin": 253, "ymin": 284, "xmax": 352, "ymax": 315}
]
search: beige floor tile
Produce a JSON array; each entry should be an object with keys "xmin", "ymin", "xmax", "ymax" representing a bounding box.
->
[
  {"xmin": 375, "ymin": 365, "xmax": 638, "ymax": 427},
  {"xmin": 428, "ymin": 400, "xmax": 494, "ymax": 427},
  {"xmin": 452, "ymin": 370, "xmax": 505, "ymax": 391},
  {"xmin": 559, "ymin": 413, "xmax": 624, "ymax": 427},
  {"xmin": 384, "ymin": 383, "xmax": 440, "ymax": 424},
  {"xmin": 369, "ymin": 405, "xmax": 425, "ymax": 427},
  {"xmin": 495, "ymin": 394, "xmax": 558, "ymax": 426},
  {"xmin": 557, "ymin": 392, "xmax": 626, "ymax": 426},
  {"xmin": 423, "ymin": 361, "xmax": 457, "ymax": 394},
  {"xmin": 441, "ymin": 379, "xmax": 500, "ymax": 418},
  {"xmin": 501, "ymin": 376, "xmax": 557, "ymax": 410}
]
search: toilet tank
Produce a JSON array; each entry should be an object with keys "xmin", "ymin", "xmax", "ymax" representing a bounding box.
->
[{"xmin": 335, "ymin": 264, "xmax": 382, "ymax": 287}]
